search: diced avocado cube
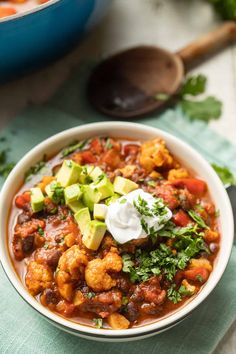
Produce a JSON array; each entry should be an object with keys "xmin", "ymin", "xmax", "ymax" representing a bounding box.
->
[
  {"xmin": 91, "ymin": 175, "xmax": 114, "ymax": 200},
  {"xmin": 67, "ymin": 200, "xmax": 85, "ymax": 213},
  {"xmin": 74, "ymin": 207, "xmax": 91, "ymax": 234},
  {"xmin": 64, "ymin": 184, "xmax": 82, "ymax": 204},
  {"xmin": 113, "ymin": 176, "xmax": 138, "ymax": 195},
  {"xmin": 45, "ymin": 181, "xmax": 64, "ymax": 204},
  {"xmin": 56, "ymin": 160, "xmax": 82, "ymax": 187},
  {"xmin": 89, "ymin": 166, "xmax": 104, "ymax": 181},
  {"xmin": 78, "ymin": 165, "xmax": 94, "ymax": 184},
  {"xmin": 105, "ymin": 193, "xmax": 121, "ymax": 206},
  {"xmin": 93, "ymin": 204, "xmax": 108, "ymax": 221},
  {"xmin": 31, "ymin": 187, "xmax": 45, "ymax": 213},
  {"xmin": 82, "ymin": 185, "xmax": 102, "ymax": 211},
  {"xmin": 82, "ymin": 220, "xmax": 106, "ymax": 251}
]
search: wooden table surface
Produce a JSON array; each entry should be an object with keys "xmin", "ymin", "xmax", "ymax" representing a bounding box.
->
[{"xmin": 0, "ymin": 0, "xmax": 235, "ymax": 352}]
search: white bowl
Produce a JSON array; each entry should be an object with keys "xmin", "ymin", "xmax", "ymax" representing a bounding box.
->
[{"xmin": 0, "ymin": 122, "xmax": 234, "ymax": 341}]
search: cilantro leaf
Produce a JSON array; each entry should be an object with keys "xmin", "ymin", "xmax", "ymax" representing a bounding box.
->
[
  {"xmin": 181, "ymin": 74, "xmax": 207, "ymax": 96},
  {"xmin": 62, "ymin": 140, "xmax": 88, "ymax": 157},
  {"xmin": 181, "ymin": 96, "xmax": 222, "ymax": 122},
  {"xmin": 25, "ymin": 155, "xmax": 47, "ymax": 181},
  {"xmin": 211, "ymin": 163, "xmax": 236, "ymax": 187},
  {"xmin": 167, "ymin": 285, "xmax": 182, "ymax": 304},
  {"xmin": 208, "ymin": 0, "xmax": 236, "ymax": 20},
  {"xmin": 188, "ymin": 210, "xmax": 209, "ymax": 229}
]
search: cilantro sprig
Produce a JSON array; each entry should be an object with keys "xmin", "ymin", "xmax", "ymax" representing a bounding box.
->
[
  {"xmin": 61, "ymin": 140, "xmax": 89, "ymax": 157},
  {"xmin": 211, "ymin": 163, "xmax": 236, "ymax": 187}
]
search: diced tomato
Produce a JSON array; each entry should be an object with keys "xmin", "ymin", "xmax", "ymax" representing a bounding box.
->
[
  {"xmin": 170, "ymin": 178, "xmax": 207, "ymax": 196},
  {"xmin": 15, "ymin": 192, "xmax": 31, "ymax": 209},
  {"xmin": 184, "ymin": 267, "xmax": 209, "ymax": 283},
  {"xmin": 102, "ymin": 149, "xmax": 121, "ymax": 169},
  {"xmin": 155, "ymin": 185, "xmax": 179, "ymax": 210},
  {"xmin": 79, "ymin": 151, "xmax": 96, "ymax": 164},
  {"xmin": 124, "ymin": 144, "xmax": 140, "ymax": 156},
  {"xmin": 90, "ymin": 138, "xmax": 103, "ymax": 154},
  {"xmin": 172, "ymin": 210, "xmax": 192, "ymax": 227}
]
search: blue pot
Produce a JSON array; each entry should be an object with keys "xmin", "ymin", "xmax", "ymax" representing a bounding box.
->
[{"xmin": 0, "ymin": 0, "xmax": 111, "ymax": 82}]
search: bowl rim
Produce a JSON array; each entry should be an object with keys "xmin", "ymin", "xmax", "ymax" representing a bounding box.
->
[
  {"xmin": 0, "ymin": 0, "xmax": 60, "ymax": 24},
  {"xmin": 0, "ymin": 121, "xmax": 234, "ymax": 339}
]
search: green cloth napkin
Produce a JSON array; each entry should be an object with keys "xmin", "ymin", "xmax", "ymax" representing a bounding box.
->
[{"xmin": 0, "ymin": 64, "xmax": 236, "ymax": 354}]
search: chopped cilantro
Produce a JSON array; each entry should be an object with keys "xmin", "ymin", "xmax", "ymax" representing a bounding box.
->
[
  {"xmin": 49, "ymin": 182, "xmax": 65, "ymax": 205},
  {"xmin": 167, "ymin": 285, "xmax": 182, "ymax": 304},
  {"xmin": 44, "ymin": 244, "xmax": 49, "ymax": 250},
  {"xmin": 119, "ymin": 198, "xmax": 127, "ymax": 204},
  {"xmin": 122, "ymin": 221, "xmax": 208, "ymax": 284},
  {"xmin": 93, "ymin": 318, "xmax": 103, "ymax": 329},
  {"xmin": 211, "ymin": 163, "xmax": 236, "ymax": 187},
  {"xmin": 0, "ymin": 149, "xmax": 15, "ymax": 178},
  {"xmin": 178, "ymin": 285, "xmax": 192, "ymax": 296},
  {"xmin": 188, "ymin": 210, "xmax": 209, "ymax": 229},
  {"xmin": 121, "ymin": 296, "xmax": 129, "ymax": 305},
  {"xmin": 196, "ymin": 274, "xmax": 204, "ymax": 283},
  {"xmin": 25, "ymin": 155, "xmax": 47, "ymax": 181},
  {"xmin": 38, "ymin": 227, "xmax": 44, "ymax": 236},
  {"xmin": 105, "ymin": 138, "xmax": 113, "ymax": 150},
  {"xmin": 61, "ymin": 140, "xmax": 88, "ymax": 157},
  {"xmin": 86, "ymin": 292, "xmax": 96, "ymax": 299}
]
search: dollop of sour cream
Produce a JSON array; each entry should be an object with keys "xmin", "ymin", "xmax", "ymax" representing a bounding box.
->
[{"xmin": 105, "ymin": 189, "xmax": 172, "ymax": 244}]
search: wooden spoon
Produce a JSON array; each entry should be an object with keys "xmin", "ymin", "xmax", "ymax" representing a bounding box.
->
[{"xmin": 87, "ymin": 22, "xmax": 236, "ymax": 118}]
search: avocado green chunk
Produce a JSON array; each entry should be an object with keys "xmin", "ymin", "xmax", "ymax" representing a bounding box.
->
[
  {"xmin": 90, "ymin": 175, "xmax": 114, "ymax": 200},
  {"xmin": 113, "ymin": 176, "xmax": 138, "ymax": 195},
  {"xmin": 64, "ymin": 183, "xmax": 82, "ymax": 204},
  {"xmin": 67, "ymin": 200, "xmax": 85, "ymax": 213},
  {"xmin": 31, "ymin": 187, "xmax": 45, "ymax": 213},
  {"xmin": 74, "ymin": 207, "xmax": 91, "ymax": 234},
  {"xmin": 56, "ymin": 160, "xmax": 82, "ymax": 187},
  {"xmin": 105, "ymin": 193, "xmax": 121, "ymax": 206},
  {"xmin": 78, "ymin": 165, "xmax": 94, "ymax": 184},
  {"xmin": 93, "ymin": 203, "xmax": 108, "ymax": 221},
  {"xmin": 89, "ymin": 166, "xmax": 104, "ymax": 181},
  {"xmin": 82, "ymin": 220, "xmax": 107, "ymax": 250},
  {"xmin": 82, "ymin": 185, "xmax": 102, "ymax": 211}
]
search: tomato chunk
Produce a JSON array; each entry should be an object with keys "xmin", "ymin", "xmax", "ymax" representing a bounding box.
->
[
  {"xmin": 184, "ymin": 267, "xmax": 209, "ymax": 283},
  {"xmin": 79, "ymin": 151, "xmax": 96, "ymax": 164},
  {"xmin": 15, "ymin": 192, "xmax": 31, "ymax": 209},
  {"xmin": 90, "ymin": 138, "xmax": 103, "ymax": 154},
  {"xmin": 171, "ymin": 178, "xmax": 207, "ymax": 196},
  {"xmin": 172, "ymin": 210, "xmax": 192, "ymax": 227}
]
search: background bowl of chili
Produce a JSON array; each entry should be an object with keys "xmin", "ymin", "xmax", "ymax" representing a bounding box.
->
[
  {"xmin": 0, "ymin": 122, "xmax": 233, "ymax": 341},
  {"xmin": 0, "ymin": 0, "xmax": 111, "ymax": 83}
]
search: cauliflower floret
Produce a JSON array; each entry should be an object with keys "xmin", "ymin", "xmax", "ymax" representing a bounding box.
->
[
  {"xmin": 85, "ymin": 250, "xmax": 122, "ymax": 292},
  {"xmin": 25, "ymin": 261, "xmax": 53, "ymax": 296},
  {"xmin": 140, "ymin": 138, "xmax": 174, "ymax": 172},
  {"xmin": 56, "ymin": 245, "xmax": 88, "ymax": 301},
  {"xmin": 189, "ymin": 258, "xmax": 213, "ymax": 272},
  {"xmin": 181, "ymin": 279, "xmax": 197, "ymax": 295},
  {"xmin": 168, "ymin": 168, "xmax": 189, "ymax": 181}
]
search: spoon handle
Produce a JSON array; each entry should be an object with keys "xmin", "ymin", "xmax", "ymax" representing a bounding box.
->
[{"xmin": 176, "ymin": 21, "xmax": 236, "ymax": 71}]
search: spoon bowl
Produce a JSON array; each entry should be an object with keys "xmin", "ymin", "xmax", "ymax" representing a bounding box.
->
[
  {"xmin": 88, "ymin": 22, "xmax": 236, "ymax": 118},
  {"xmin": 88, "ymin": 46, "xmax": 183, "ymax": 118}
]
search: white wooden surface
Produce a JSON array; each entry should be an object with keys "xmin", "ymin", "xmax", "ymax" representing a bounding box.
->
[{"xmin": 0, "ymin": 0, "xmax": 235, "ymax": 352}]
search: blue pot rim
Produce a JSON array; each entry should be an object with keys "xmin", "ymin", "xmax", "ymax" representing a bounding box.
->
[{"xmin": 0, "ymin": 0, "xmax": 61, "ymax": 23}]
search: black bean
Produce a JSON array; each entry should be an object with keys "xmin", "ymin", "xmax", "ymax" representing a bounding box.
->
[
  {"xmin": 22, "ymin": 235, "xmax": 34, "ymax": 253},
  {"xmin": 45, "ymin": 289, "xmax": 59, "ymax": 305},
  {"xmin": 126, "ymin": 302, "xmax": 139, "ymax": 322},
  {"xmin": 46, "ymin": 250, "xmax": 62, "ymax": 269},
  {"xmin": 17, "ymin": 213, "xmax": 30, "ymax": 224}
]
